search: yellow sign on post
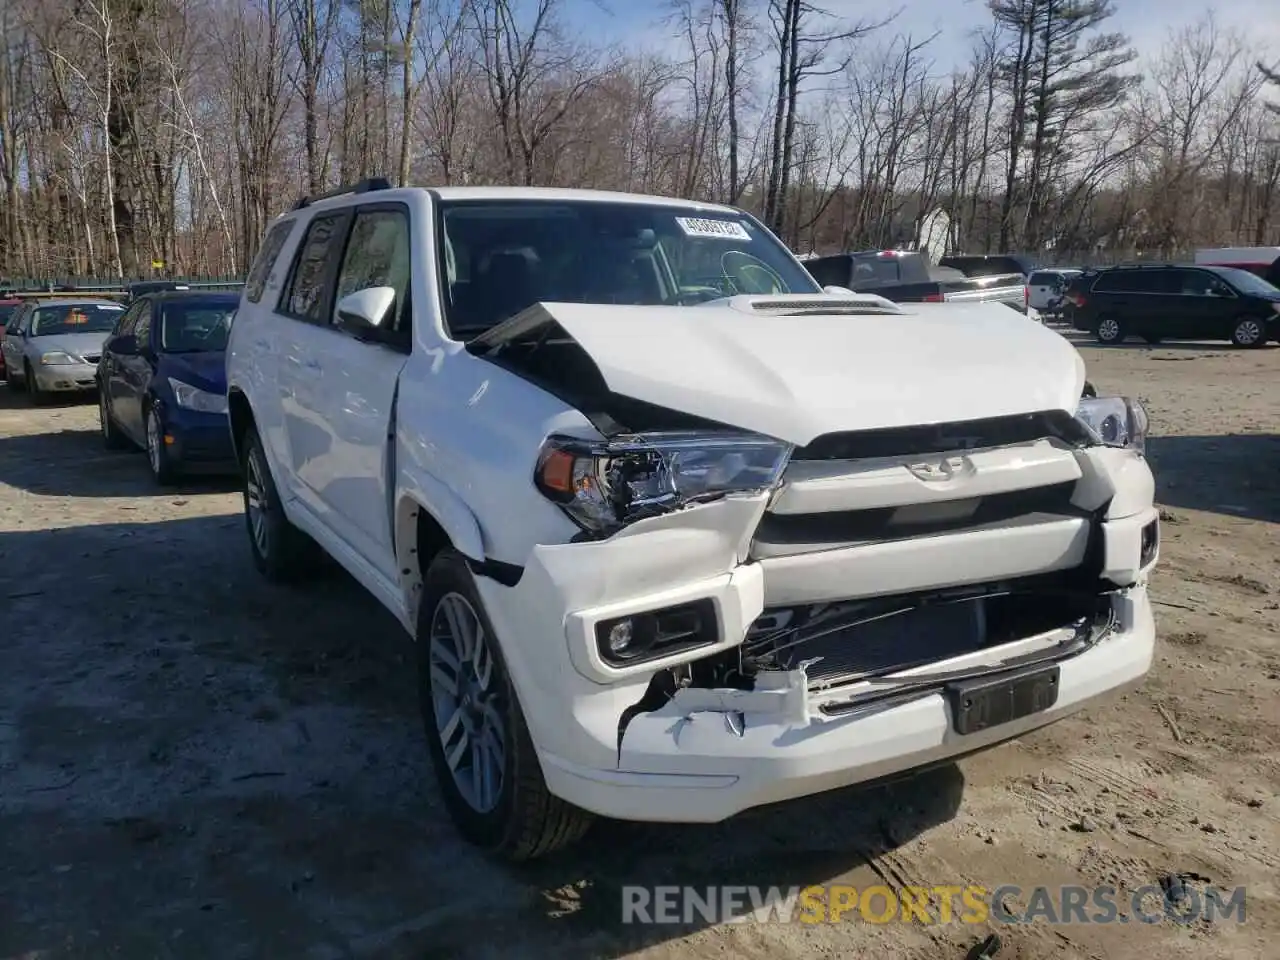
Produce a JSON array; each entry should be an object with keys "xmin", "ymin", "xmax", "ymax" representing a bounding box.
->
[{"xmin": 152, "ymin": 260, "xmax": 164, "ymax": 269}]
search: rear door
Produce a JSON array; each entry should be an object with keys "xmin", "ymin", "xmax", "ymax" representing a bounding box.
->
[
  {"xmin": 297, "ymin": 203, "xmax": 413, "ymax": 578},
  {"xmin": 116, "ymin": 299, "xmax": 154, "ymax": 436},
  {"xmin": 273, "ymin": 209, "xmax": 353, "ymax": 508},
  {"xmin": 101, "ymin": 299, "xmax": 142, "ymax": 431}
]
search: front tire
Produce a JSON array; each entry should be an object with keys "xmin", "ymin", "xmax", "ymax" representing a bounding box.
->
[
  {"xmin": 1231, "ymin": 317, "xmax": 1266, "ymax": 348},
  {"xmin": 241, "ymin": 426, "xmax": 319, "ymax": 582},
  {"xmin": 417, "ymin": 550, "xmax": 592, "ymax": 861},
  {"xmin": 145, "ymin": 403, "xmax": 178, "ymax": 485},
  {"xmin": 25, "ymin": 363, "xmax": 47, "ymax": 405}
]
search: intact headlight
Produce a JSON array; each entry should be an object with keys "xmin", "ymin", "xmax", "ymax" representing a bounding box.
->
[
  {"xmin": 39, "ymin": 351, "xmax": 75, "ymax": 365},
  {"xmin": 169, "ymin": 377, "xmax": 229, "ymax": 414},
  {"xmin": 1075, "ymin": 396, "xmax": 1148, "ymax": 453},
  {"xmin": 534, "ymin": 431, "xmax": 793, "ymax": 536}
]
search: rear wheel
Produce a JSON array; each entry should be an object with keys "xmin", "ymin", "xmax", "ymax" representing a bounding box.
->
[
  {"xmin": 417, "ymin": 550, "xmax": 593, "ymax": 861},
  {"xmin": 1095, "ymin": 316, "xmax": 1125, "ymax": 344},
  {"xmin": 99, "ymin": 384, "xmax": 129, "ymax": 450},
  {"xmin": 242, "ymin": 426, "xmax": 320, "ymax": 582},
  {"xmin": 1230, "ymin": 316, "xmax": 1266, "ymax": 348}
]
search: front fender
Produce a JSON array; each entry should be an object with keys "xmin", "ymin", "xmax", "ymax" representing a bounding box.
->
[{"xmin": 397, "ymin": 468, "xmax": 486, "ymax": 562}]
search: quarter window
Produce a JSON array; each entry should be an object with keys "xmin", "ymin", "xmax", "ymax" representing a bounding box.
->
[
  {"xmin": 281, "ymin": 213, "xmax": 347, "ymax": 322},
  {"xmin": 245, "ymin": 219, "xmax": 296, "ymax": 304},
  {"xmin": 133, "ymin": 302, "xmax": 153, "ymax": 345}
]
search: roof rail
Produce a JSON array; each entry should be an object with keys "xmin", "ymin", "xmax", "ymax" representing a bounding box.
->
[{"xmin": 292, "ymin": 176, "xmax": 393, "ymax": 211}]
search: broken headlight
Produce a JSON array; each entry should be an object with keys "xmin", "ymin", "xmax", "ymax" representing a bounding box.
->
[
  {"xmin": 1075, "ymin": 396, "xmax": 1148, "ymax": 454},
  {"xmin": 534, "ymin": 431, "xmax": 793, "ymax": 536}
]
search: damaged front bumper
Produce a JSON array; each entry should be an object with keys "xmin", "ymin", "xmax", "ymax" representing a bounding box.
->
[{"xmin": 473, "ymin": 479, "xmax": 1159, "ymax": 824}]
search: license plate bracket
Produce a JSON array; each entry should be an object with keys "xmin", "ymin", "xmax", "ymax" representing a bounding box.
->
[{"xmin": 946, "ymin": 663, "xmax": 1061, "ymax": 735}]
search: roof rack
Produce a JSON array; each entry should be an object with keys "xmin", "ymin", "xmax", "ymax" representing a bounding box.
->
[{"xmin": 292, "ymin": 176, "xmax": 393, "ymax": 211}]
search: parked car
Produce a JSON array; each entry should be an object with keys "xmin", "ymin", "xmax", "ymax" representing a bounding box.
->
[
  {"xmin": 97, "ymin": 290, "xmax": 238, "ymax": 484},
  {"xmin": 1027, "ymin": 268, "xmax": 1083, "ymax": 316},
  {"xmin": 802, "ymin": 250, "xmax": 1027, "ymax": 312},
  {"xmin": 225, "ymin": 180, "xmax": 1159, "ymax": 861},
  {"xmin": 938, "ymin": 254, "xmax": 1037, "ymax": 278},
  {"xmin": 0, "ymin": 297, "xmax": 21, "ymax": 380},
  {"xmin": 1, "ymin": 298, "xmax": 126, "ymax": 403},
  {"xmin": 1194, "ymin": 247, "xmax": 1280, "ymax": 287},
  {"xmin": 1065, "ymin": 263, "xmax": 1280, "ymax": 347}
]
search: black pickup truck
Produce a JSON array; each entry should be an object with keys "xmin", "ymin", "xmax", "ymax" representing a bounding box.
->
[{"xmin": 802, "ymin": 250, "xmax": 1028, "ymax": 312}]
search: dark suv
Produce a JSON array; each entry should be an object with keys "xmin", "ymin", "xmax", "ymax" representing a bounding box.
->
[{"xmin": 1065, "ymin": 264, "xmax": 1280, "ymax": 347}]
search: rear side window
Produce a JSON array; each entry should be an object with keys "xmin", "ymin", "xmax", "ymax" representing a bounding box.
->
[
  {"xmin": 1029, "ymin": 271, "xmax": 1053, "ymax": 285},
  {"xmin": 245, "ymin": 219, "xmax": 296, "ymax": 304},
  {"xmin": 280, "ymin": 213, "xmax": 348, "ymax": 322}
]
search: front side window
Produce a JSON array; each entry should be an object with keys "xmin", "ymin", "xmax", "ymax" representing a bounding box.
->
[
  {"xmin": 334, "ymin": 208, "xmax": 411, "ymax": 333},
  {"xmin": 435, "ymin": 200, "xmax": 820, "ymax": 337},
  {"xmin": 161, "ymin": 301, "xmax": 237, "ymax": 352},
  {"xmin": 1213, "ymin": 267, "xmax": 1278, "ymax": 296},
  {"xmin": 30, "ymin": 303, "xmax": 125, "ymax": 336}
]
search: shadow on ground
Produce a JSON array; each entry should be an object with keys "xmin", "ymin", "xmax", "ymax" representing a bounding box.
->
[
  {"xmin": 0, "ymin": 516, "xmax": 966, "ymax": 960},
  {"xmin": 0, "ymin": 426, "xmax": 239, "ymax": 498},
  {"xmin": 1147, "ymin": 433, "xmax": 1280, "ymax": 524}
]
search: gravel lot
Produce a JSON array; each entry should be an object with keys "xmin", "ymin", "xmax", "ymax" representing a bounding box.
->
[{"xmin": 1, "ymin": 333, "xmax": 1278, "ymax": 960}]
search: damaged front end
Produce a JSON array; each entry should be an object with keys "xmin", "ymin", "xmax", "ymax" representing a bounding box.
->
[{"xmin": 615, "ymin": 571, "xmax": 1122, "ymax": 760}]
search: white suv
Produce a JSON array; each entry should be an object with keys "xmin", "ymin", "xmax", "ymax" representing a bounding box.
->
[{"xmin": 225, "ymin": 180, "xmax": 1160, "ymax": 860}]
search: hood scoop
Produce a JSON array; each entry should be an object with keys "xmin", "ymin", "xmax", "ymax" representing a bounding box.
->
[{"xmin": 714, "ymin": 293, "xmax": 905, "ymax": 317}]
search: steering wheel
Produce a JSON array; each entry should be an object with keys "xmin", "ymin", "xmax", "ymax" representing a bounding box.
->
[{"xmin": 721, "ymin": 250, "xmax": 785, "ymax": 294}]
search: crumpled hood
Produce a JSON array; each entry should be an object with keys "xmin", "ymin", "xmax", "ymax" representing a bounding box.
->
[
  {"xmin": 30, "ymin": 331, "xmax": 109, "ymax": 359},
  {"xmin": 490, "ymin": 295, "xmax": 1087, "ymax": 446}
]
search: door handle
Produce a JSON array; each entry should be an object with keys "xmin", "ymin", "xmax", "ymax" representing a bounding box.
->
[
  {"xmin": 254, "ymin": 339, "xmax": 269, "ymax": 350},
  {"xmin": 302, "ymin": 359, "xmax": 321, "ymax": 371}
]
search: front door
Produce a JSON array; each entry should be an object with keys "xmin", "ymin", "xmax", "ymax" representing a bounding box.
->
[{"xmin": 300, "ymin": 204, "xmax": 412, "ymax": 579}]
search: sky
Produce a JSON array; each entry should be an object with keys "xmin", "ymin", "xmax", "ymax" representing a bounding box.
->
[{"xmin": 582, "ymin": 0, "xmax": 1280, "ymax": 76}]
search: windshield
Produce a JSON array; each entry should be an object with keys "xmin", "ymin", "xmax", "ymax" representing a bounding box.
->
[
  {"xmin": 435, "ymin": 199, "xmax": 820, "ymax": 336},
  {"xmin": 1215, "ymin": 267, "xmax": 1280, "ymax": 297},
  {"xmin": 30, "ymin": 303, "xmax": 124, "ymax": 335},
  {"xmin": 0, "ymin": 304, "xmax": 16, "ymax": 327},
  {"xmin": 160, "ymin": 302, "xmax": 236, "ymax": 352}
]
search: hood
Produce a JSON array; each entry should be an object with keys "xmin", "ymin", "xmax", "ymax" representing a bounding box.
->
[
  {"xmin": 30, "ymin": 331, "xmax": 110, "ymax": 358},
  {"xmin": 473, "ymin": 294, "xmax": 1086, "ymax": 446},
  {"xmin": 159, "ymin": 350, "xmax": 227, "ymax": 393}
]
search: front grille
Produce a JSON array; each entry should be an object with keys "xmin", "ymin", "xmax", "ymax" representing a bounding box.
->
[
  {"xmin": 751, "ymin": 481, "xmax": 1083, "ymax": 555},
  {"xmin": 793, "ymin": 410, "xmax": 1092, "ymax": 461}
]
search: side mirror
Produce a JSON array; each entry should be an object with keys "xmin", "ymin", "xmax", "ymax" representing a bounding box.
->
[
  {"xmin": 113, "ymin": 334, "xmax": 138, "ymax": 355},
  {"xmin": 822, "ymin": 285, "xmax": 856, "ymax": 295},
  {"xmin": 336, "ymin": 286, "xmax": 396, "ymax": 335}
]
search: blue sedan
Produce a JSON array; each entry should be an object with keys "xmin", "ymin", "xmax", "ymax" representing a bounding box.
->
[{"xmin": 97, "ymin": 291, "xmax": 239, "ymax": 485}]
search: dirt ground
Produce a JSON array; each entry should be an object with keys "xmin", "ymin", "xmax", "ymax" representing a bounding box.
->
[{"xmin": 1, "ymin": 332, "xmax": 1277, "ymax": 960}]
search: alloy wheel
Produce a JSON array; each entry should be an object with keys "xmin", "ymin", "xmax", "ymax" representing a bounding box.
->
[
  {"xmin": 147, "ymin": 410, "xmax": 163, "ymax": 475},
  {"xmin": 1234, "ymin": 319, "xmax": 1262, "ymax": 346},
  {"xmin": 427, "ymin": 592, "xmax": 506, "ymax": 814},
  {"xmin": 1097, "ymin": 317, "xmax": 1120, "ymax": 342},
  {"xmin": 245, "ymin": 448, "xmax": 270, "ymax": 557}
]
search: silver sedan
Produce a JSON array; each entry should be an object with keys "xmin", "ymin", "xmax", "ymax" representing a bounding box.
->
[{"xmin": 1, "ymin": 298, "xmax": 127, "ymax": 403}]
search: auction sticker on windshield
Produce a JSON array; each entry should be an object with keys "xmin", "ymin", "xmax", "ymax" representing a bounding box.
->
[{"xmin": 675, "ymin": 217, "xmax": 752, "ymax": 241}]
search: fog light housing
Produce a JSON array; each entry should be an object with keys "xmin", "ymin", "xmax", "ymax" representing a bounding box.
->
[
  {"xmin": 594, "ymin": 599, "xmax": 719, "ymax": 666},
  {"xmin": 1140, "ymin": 517, "xmax": 1159, "ymax": 568}
]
